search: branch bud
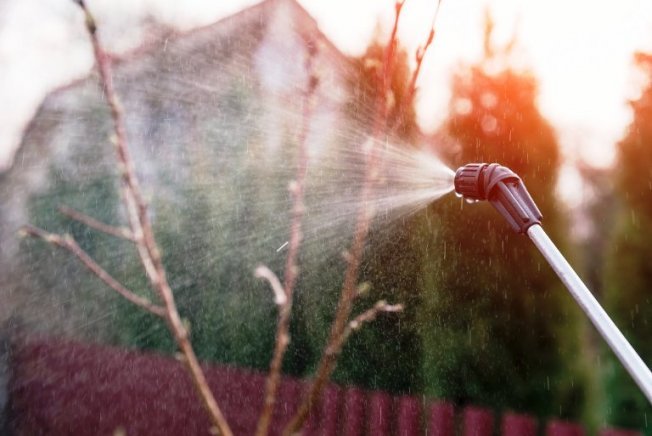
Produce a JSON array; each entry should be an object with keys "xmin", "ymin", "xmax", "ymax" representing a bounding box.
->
[{"xmin": 356, "ymin": 282, "xmax": 371, "ymax": 297}]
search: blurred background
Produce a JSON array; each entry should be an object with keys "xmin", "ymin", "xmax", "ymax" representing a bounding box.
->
[{"xmin": 2, "ymin": 0, "xmax": 652, "ymax": 432}]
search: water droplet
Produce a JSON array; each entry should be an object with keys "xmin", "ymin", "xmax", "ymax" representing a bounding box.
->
[{"xmin": 455, "ymin": 192, "xmax": 462, "ymax": 198}]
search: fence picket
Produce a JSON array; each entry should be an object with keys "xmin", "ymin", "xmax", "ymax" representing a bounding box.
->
[
  {"xmin": 396, "ymin": 395, "xmax": 420, "ymax": 436},
  {"xmin": 502, "ymin": 412, "xmax": 537, "ymax": 436},
  {"xmin": 462, "ymin": 406, "xmax": 494, "ymax": 436},
  {"xmin": 368, "ymin": 391, "xmax": 393, "ymax": 436},
  {"xmin": 546, "ymin": 419, "xmax": 585, "ymax": 436},
  {"xmin": 341, "ymin": 387, "xmax": 365, "ymax": 436},
  {"xmin": 319, "ymin": 385, "xmax": 341, "ymax": 436},
  {"xmin": 428, "ymin": 402, "xmax": 455, "ymax": 436}
]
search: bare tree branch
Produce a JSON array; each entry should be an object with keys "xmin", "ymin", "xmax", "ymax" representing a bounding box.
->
[
  {"xmin": 398, "ymin": 0, "xmax": 443, "ymax": 120},
  {"xmin": 255, "ymin": 40, "xmax": 318, "ymax": 436},
  {"xmin": 372, "ymin": 0, "xmax": 405, "ymax": 135},
  {"xmin": 68, "ymin": 2, "xmax": 234, "ymax": 434},
  {"xmin": 282, "ymin": 208, "xmax": 373, "ymax": 435},
  {"xmin": 58, "ymin": 205, "xmax": 135, "ymax": 241},
  {"xmin": 20, "ymin": 225, "xmax": 165, "ymax": 317},
  {"xmin": 284, "ymin": 4, "xmax": 408, "ymax": 434}
]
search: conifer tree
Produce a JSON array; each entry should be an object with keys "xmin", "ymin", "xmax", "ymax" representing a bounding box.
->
[
  {"xmin": 418, "ymin": 31, "xmax": 591, "ymax": 418},
  {"xmin": 604, "ymin": 52, "xmax": 652, "ymax": 431}
]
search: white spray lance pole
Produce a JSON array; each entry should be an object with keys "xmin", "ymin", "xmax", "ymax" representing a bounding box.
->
[
  {"xmin": 527, "ymin": 224, "xmax": 652, "ymax": 403},
  {"xmin": 454, "ymin": 163, "xmax": 652, "ymax": 404}
]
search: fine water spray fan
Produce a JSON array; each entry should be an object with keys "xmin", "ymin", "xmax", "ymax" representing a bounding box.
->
[{"xmin": 454, "ymin": 163, "xmax": 652, "ymax": 404}]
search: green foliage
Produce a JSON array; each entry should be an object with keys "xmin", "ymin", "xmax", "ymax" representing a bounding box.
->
[
  {"xmin": 603, "ymin": 52, "xmax": 652, "ymax": 432},
  {"xmin": 418, "ymin": 63, "xmax": 591, "ymax": 418}
]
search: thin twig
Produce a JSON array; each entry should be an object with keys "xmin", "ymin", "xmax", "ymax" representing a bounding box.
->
[
  {"xmin": 343, "ymin": 300, "xmax": 403, "ymax": 343},
  {"xmin": 58, "ymin": 205, "xmax": 135, "ymax": 241},
  {"xmin": 373, "ymin": 0, "xmax": 405, "ymax": 135},
  {"xmin": 283, "ymin": 4, "xmax": 407, "ymax": 434},
  {"xmin": 255, "ymin": 40, "xmax": 318, "ymax": 436},
  {"xmin": 282, "ymin": 197, "xmax": 375, "ymax": 436},
  {"xmin": 20, "ymin": 225, "xmax": 165, "ymax": 317},
  {"xmin": 398, "ymin": 0, "xmax": 443, "ymax": 121},
  {"xmin": 73, "ymin": 2, "xmax": 233, "ymax": 435},
  {"xmin": 255, "ymin": 265, "xmax": 287, "ymax": 306}
]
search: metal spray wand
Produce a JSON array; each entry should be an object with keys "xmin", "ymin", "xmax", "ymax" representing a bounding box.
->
[{"xmin": 454, "ymin": 163, "xmax": 652, "ymax": 404}]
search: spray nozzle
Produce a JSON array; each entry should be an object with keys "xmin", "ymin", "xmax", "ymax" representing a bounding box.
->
[{"xmin": 454, "ymin": 163, "xmax": 542, "ymax": 233}]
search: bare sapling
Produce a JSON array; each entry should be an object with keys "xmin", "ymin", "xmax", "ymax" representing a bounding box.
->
[
  {"xmin": 283, "ymin": 1, "xmax": 442, "ymax": 433},
  {"xmin": 21, "ymin": 1, "xmax": 233, "ymax": 435},
  {"xmin": 254, "ymin": 39, "xmax": 319, "ymax": 436}
]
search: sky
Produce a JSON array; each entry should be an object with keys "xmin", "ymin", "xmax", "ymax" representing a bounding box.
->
[{"xmin": 1, "ymin": 0, "xmax": 652, "ymax": 187}]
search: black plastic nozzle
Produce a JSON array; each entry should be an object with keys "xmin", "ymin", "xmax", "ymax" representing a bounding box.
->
[{"xmin": 454, "ymin": 163, "xmax": 542, "ymax": 233}]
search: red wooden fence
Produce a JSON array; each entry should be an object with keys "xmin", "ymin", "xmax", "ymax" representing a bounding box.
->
[{"xmin": 4, "ymin": 339, "xmax": 641, "ymax": 435}]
